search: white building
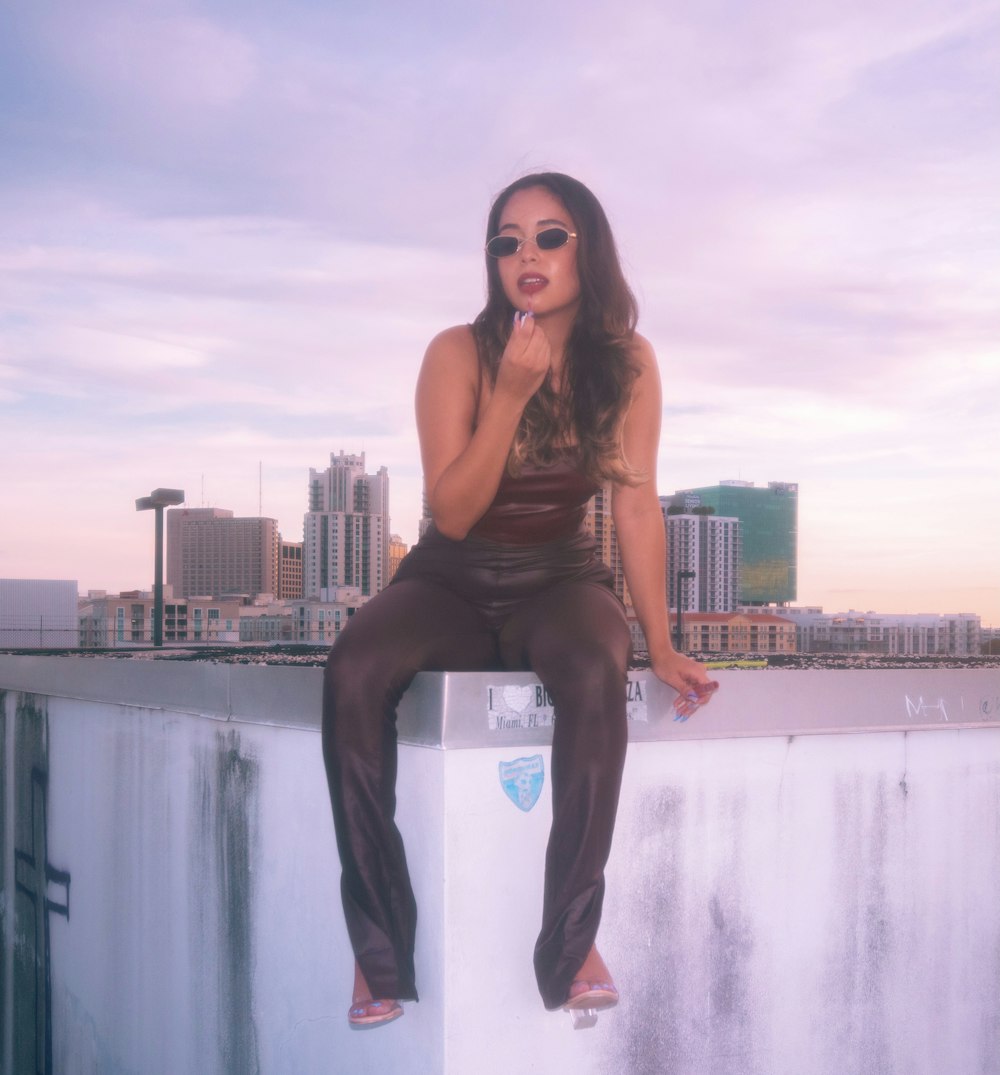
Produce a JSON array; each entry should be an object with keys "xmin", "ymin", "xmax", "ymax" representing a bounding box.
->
[
  {"xmin": 662, "ymin": 509, "xmax": 742, "ymax": 613},
  {"xmin": 303, "ymin": 452, "xmax": 389, "ymax": 600},
  {"xmin": 763, "ymin": 607, "xmax": 982, "ymax": 656},
  {"xmin": 78, "ymin": 591, "xmax": 243, "ymax": 647},
  {"xmin": 239, "ymin": 591, "xmax": 368, "ymax": 644},
  {"xmin": 0, "ymin": 578, "xmax": 79, "ymax": 648}
]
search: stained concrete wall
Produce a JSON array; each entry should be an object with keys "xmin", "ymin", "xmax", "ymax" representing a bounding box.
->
[{"xmin": 1, "ymin": 656, "xmax": 999, "ymax": 1074}]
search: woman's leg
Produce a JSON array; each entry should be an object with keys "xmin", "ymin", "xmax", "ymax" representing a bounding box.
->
[
  {"xmin": 499, "ymin": 581, "xmax": 632, "ymax": 1010},
  {"xmin": 322, "ymin": 578, "xmax": 499, "ymax": 1002}
]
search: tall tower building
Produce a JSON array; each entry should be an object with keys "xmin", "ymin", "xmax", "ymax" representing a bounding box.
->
[
  {"xmin": 304, "ymin": 451, "xmax": 390, "ymax": 599},
  {"xmin": 665, "ymin": 481, "xmax": 797, "ymax": 605},
  {"xmin": 661, "ymin": 507, "xmax": 742, "ymax": 612},
  {"xmin": 166, "ymin": 508, "xmax": 279, "ymax": 599},
  {"xmin": 277, "ymin": 540, "xmax": 304, "ymax": 600},
  {"xmin": 388, "ymin": 534, "xmax": 409, "ymax": 582},
  {"xmin": 585, "ymin": 483, "xmax": 632, "ymax": 609}
]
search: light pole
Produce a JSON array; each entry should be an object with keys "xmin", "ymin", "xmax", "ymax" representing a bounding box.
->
[
  {"xmin": 135, "ymin": 488, "xmax": 185, "ymax": 646},
  {"xmin": 675, "ymin": 569, "xmax": 696, "ymax": 652}
]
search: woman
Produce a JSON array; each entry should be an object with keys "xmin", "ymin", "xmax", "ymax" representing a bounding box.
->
[{"xmin": 323, "ymin": 172, "xmax": 718, "ymax": 1029}]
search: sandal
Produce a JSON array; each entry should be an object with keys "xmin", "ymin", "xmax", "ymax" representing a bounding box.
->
[
  {"xmin": 563, "ymin": 980, "xmax": 619, "ymax": 1012},
  {"xmin": 347, "ymin": 998, "xmax": 404, "ymax": 1030}
]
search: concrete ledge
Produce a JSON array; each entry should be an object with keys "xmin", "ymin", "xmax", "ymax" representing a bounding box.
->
[
  {"xmin": 3, "ymin": 655, "xmax": 1000, "ymax": 1073},
  {"xmin": 1, "ymin": 654, "xmax": 998, "ymax": 745}
]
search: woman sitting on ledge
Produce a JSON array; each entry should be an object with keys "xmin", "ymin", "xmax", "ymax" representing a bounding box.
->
[{"xmin": 322, "ymin": 171, "xmax": 718, "ymax": 1029}]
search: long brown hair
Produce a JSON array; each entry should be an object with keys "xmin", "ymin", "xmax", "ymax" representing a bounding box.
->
[{"xmin": 472, "ymin": 172, "xmax": 641, "ymax": 483}]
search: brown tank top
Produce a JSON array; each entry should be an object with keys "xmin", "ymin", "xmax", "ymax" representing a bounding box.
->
[{"xmin": 468, "ymin": 449, "xmax": 599, "ymax": 545}]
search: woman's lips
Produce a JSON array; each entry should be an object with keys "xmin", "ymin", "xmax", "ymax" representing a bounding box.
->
[{"xmin": 517, "ymin": 273, "xmax": 548, "ymax": 295}]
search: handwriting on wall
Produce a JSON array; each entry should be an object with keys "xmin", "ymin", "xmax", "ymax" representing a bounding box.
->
[
  {"xmin": 905, "ymin": 696, "xmax": 949, "ymax": 721},
  {"xmin": 904, "ymin": 694, "xmax": 1000, "ymax": 723}
]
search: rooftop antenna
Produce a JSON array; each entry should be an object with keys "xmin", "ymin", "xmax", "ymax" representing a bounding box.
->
[
  {"xmin": 200, "ymin": 473, "xmax": 205, "ymax": 507},
  {"xmin": 258, "ymin": 460, "xmax": 262, "ymax": 517}
]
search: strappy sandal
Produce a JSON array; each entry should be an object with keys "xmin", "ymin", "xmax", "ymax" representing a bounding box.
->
[
  {"xmin": 347, "ymin": 998, "xmax": 404, "ymax": 1030},
  {"xmin": 563, "ymin": 980, "xmax": 619, "ymax": 1012}
]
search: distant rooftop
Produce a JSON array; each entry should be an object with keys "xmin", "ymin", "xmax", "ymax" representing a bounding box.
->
[{"xmin": 2, "ymin": 645, "xmax": 998, "ymax": 670}]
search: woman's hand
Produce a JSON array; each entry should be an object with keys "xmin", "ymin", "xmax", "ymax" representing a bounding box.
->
[
  {"xmin": 650, "ymin": 649, "xmax": 720, "ymax": 723},
  {"xmin": 493, "ymin": 312, "xmax": 552, "ymax": 407},
  {"xmin": 416, "ymin": 322, "xmax": 546, "ymax": 540}
]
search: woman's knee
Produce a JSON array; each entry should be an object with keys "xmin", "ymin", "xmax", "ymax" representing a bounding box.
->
[
  {"xmin": 323, "ymin": 633, "xmax": 407, "ymax": 754},
  {"xmin": 549, "ymin": 647, "xmax": 627, "ymax": 730},
  {"xmin": 537, "ymin": 630, "xmax": 626, "ymax": 696}
]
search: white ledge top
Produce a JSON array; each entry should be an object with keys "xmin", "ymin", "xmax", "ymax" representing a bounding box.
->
[{"xmin": 2, "ymin": 655, "xmax": 999, "ymax": 746}]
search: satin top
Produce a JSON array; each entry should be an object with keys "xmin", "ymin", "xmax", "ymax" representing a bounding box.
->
[{"xmin": 468, "ymin": 449, "xmax": 599, "ymax": 545}]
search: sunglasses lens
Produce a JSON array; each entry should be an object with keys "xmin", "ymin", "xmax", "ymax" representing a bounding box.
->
[
  {"xmin": 536, "ymin": 227, "xmax": 569, "ymax": 250},
  {"xmin": 486, "ymin": 236, "xmax": 520, "ymax": 257}
]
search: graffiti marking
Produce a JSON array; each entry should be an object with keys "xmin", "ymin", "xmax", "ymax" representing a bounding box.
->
[{"xmin": 904, "ymin": 695, "xmax": 949, "ymax": 722}]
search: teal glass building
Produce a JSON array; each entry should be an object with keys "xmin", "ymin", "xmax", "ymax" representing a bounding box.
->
[{"xmin": 673, "ymin": 481, "xmax": 798, "ymax": 605}]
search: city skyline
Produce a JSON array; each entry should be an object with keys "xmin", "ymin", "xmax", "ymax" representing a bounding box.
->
[{"xmin": 1, "ymin": 1, "xmax": 997, "ymax": 624}]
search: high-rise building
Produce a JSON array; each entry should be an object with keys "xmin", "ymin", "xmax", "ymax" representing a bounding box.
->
[
  {"xmin": 277, "ymin": 540, "xmax": 304, "ymax": 600},
  {"xmin": 304, "ymin": 451, "xmax": 390, "ymax": 599},
  {"xmin": 585, "ymin": 483, "xmax": 632, "ymax": 609},
  {"xmin": 665, "ymin": 481, "xmax": 797, "ymax": 605},
  {"xmin": 388, "ymin": 534, "xmax": 409, "ymax": 582},
  {"xmin": 662, "ymin": 510, "xmax": 742, "ymax": 612},
  {"xmin": 166, "ymin": 508, "xmax": 279, "ymax": 599}
]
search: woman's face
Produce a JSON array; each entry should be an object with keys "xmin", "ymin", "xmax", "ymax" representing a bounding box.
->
[{"xmin": 493, "ymin": 186, "xmax": 581, "ymax": 319}]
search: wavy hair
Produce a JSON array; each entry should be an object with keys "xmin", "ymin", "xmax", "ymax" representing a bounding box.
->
[{"xmin": 472, "ymin": 172, "xmax": 642, "ymax": 484}]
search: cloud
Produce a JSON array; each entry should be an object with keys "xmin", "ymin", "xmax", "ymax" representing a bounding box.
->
[{"xmin": 0, "ymin": 0, "xmax": 998, "ymax": 621}]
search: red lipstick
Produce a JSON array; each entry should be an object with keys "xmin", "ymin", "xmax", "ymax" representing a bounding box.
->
[{"xmin": 518, "ymin": 273, "xmax": 547, "ymax": 295}]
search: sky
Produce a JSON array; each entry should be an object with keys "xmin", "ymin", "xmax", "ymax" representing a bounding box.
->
[{"xmin": 1, "ymin": 0, "xmax": 998, "ymax": 624}]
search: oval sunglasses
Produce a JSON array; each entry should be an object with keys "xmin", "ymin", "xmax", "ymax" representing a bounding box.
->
[{"xmin": 485, "ymin": 227, "xmax": 577, "ymax": 258}]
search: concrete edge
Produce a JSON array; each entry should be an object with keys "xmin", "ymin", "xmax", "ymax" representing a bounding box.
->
[{"xmin": 2, "ymin": 654, "xmax": 999, "ymax": 747}]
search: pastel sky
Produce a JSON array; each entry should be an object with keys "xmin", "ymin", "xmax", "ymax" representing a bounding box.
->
[{"xmin": 1, "ymin": 0, "xmax": 998, "ymax": 624}]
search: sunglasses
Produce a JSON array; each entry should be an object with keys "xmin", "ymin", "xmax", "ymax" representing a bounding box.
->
[{"xmin": 485, "ymin": 227, "xmax": 577, "ymax": 259}]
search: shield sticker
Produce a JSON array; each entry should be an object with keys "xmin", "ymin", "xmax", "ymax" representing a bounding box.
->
[{"xmin": 498, "ymin": 754, "xmax": 545, "ymax": 812}]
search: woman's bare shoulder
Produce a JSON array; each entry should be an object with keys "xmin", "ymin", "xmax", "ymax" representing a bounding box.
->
[
  {"xmin": 424, "ymin": 324, "xmax": 479, "ymax": 363},
  {"xmin": 417, "ymin": 325, "xmax": 480, "ymax": 400},
  {"xmin": 627, "ymin": 331, "xmax": 658, "ymax": 370}
]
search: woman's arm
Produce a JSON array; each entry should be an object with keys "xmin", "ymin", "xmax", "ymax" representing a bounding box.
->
[
  {"xmin": 415, "ymin": 317, "xmax": 551, "ymax": 539},
  {"xmin": 612, "ymin": 335, "xmax": 718, "ymax": 714}
]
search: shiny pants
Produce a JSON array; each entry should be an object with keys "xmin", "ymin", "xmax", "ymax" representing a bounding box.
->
[{"xmin": 321, "ymin": 528, "xmax": 631, "ymax": 1010}]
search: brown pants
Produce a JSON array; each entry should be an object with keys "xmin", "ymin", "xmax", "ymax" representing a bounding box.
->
[{"xmin": 321, "ymin": 528, "xmax": 630, "ymax": 1010}]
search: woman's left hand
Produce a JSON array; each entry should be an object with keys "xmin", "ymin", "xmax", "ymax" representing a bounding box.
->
[{"xmin": 650, "ymin": 650, "xmax": 720, "ymax": 722}]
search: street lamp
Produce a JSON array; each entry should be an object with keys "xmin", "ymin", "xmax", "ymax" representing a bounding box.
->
[
  {"xmin": 675, "ymin": 569, "xmax": 696, "ymax": 652},
  {"xmin": 135, "ymin": 488, "xmax": 185, "ymax": 646}
]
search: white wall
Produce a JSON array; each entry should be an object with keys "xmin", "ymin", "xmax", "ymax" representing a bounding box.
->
[{"xmin": 2, "ymin": 658, "xmax": 1000, "ymax": 1074}]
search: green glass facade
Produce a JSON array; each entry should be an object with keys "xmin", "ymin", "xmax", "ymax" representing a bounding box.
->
[{"xmin": 677, "ymin": 482, "xmax": 797, "ymax": 604}]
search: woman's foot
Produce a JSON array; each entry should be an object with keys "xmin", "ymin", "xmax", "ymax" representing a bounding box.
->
[
  {"xmin": 563, "ymin": 946, "xmax": 619, "ymax": 1012},
  {"xmin": 348, "ymin": 962, "xmax": 404, "ymax": 1030}
]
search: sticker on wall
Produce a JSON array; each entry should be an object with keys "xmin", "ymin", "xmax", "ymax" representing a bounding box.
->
[
  {"xmin": 486, "ymin": 678, "xmax": 648, "ymax": 731},
  {"xmin": 499, "ymin": 755, "xmax": 545, "ymax": 812}
]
